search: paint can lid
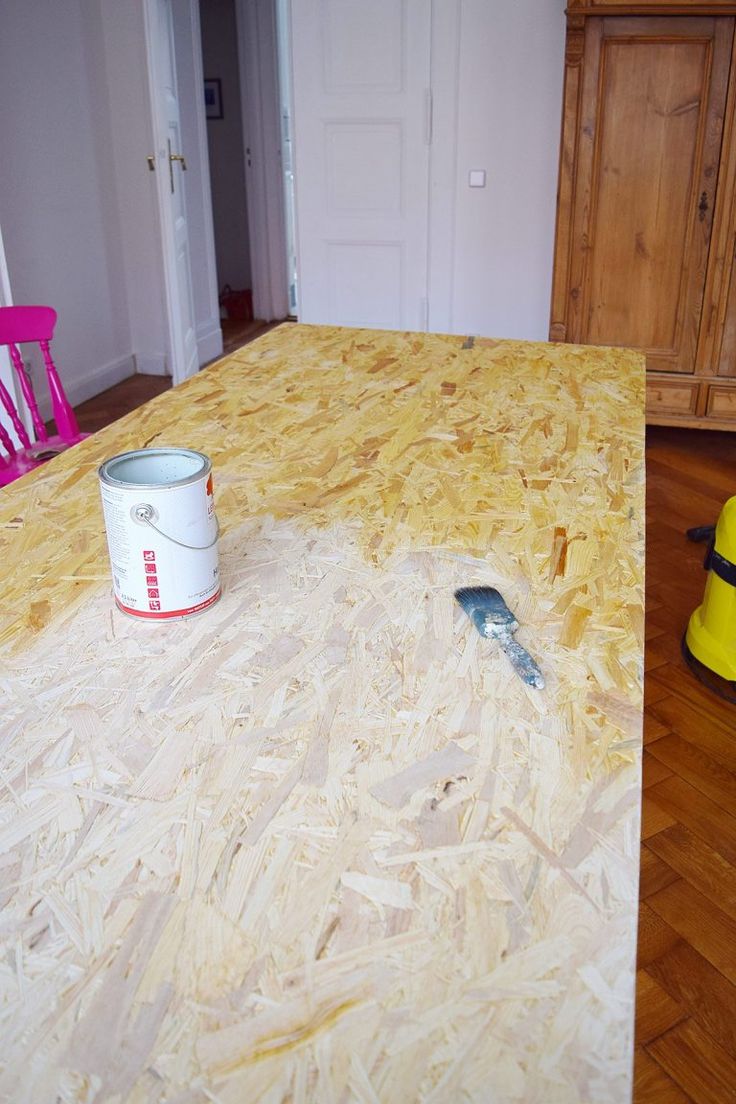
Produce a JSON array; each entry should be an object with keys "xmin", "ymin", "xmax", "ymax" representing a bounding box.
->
[{"xmin": 99, "ymin": 448, "xmax": 211, "ymax": 490}]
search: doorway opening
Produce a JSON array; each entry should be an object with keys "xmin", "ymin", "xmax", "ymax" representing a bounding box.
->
[{"xmin": 197, "ymin": 0, "xmax": 296, "ymax": 353}]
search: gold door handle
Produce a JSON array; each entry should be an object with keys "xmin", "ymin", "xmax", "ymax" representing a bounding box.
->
[{"xmin": 167, "ymin": 139, "xmax": 187, "ymax": 193}]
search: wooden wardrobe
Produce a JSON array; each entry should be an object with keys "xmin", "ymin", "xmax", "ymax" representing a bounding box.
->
[{"xmin": 550, "ymin": 0, "xmax": 736, "ymax": 429}]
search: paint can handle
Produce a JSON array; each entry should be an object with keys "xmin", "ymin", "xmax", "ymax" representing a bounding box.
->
[{"xmin": 133, "ymin": 503, "xmax": 220, "ymax": 550}]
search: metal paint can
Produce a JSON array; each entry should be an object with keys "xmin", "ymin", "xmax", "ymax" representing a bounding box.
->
[{"xmin": 98, "ymin": 448, "xmax": 220, "ymax": 620}]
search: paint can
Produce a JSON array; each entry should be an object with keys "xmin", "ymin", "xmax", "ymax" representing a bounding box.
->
[{"xmin": 98, "ymin": 448, "xmax": 220, "ymax": 620}]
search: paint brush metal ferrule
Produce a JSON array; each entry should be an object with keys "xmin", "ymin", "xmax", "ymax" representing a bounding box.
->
[{"xmin": 455, "ymin": 586, "xmax": 545, "ymax": 690}]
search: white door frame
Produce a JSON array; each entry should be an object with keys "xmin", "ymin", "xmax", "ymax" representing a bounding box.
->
[
  {"xmin": 0, "ymin": 223, "xmax": 33, "ymax": 445},
  {"xmin": 0, "ymin": 223, "xmax": 18, "ymax": 430},
  {"xmin": 174, "ymin": 0, "xmax": 223, "ymax": 365},
  {"xmin": 0, "ymin": 225, "xmax": 12, "ymax": 311}
]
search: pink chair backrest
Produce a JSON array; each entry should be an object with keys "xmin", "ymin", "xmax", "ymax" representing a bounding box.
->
[
  {"xmin": 0, "ymin": 305, "xmax": 57, "ymax": 344},
  {"xmin": 0, "ymin": 305, "xmax": 81, "ymax": 461}
]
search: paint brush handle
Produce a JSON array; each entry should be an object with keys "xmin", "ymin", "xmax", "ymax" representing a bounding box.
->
[{"xmin": 499, "ymin": 634, "xmax": 545, "ymax": 689}]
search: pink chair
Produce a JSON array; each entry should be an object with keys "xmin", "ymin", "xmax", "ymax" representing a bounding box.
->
[{"xmin": 0, "ymin": 306, "xmax": 88, "ymax": 487}]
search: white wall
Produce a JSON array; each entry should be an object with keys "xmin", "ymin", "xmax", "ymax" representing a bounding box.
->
[
  {"xmin": 200, "ymin": 0, "xmax": 252, "ymax": 293},
  {"xmin": 0, "ymin": 1, "xmax": 136, "ymax": 405},
  {"xmin": 0, "ymin": 0, "xmax": 172, "ymax": 409},
  {"xmin": 430, "ymin": 0, "xmax": 566, "ymax": 340}
]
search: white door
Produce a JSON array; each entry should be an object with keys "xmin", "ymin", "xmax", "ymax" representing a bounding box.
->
[
  {"xmin": 290, "ymin": 0, "xmax": 431, "ymax": 330},
  {"xmin": 145, "ymin": 0, "xmax": 199, "ymax": 384}
]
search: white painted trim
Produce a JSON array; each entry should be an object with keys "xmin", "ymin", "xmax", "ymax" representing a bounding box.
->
[
  {"xmin": 0, "ymin": 222, "xmax": 15, "ymax": 428},
  {"xmin": 0, "ymin": 221, "xmax": 33, "ymax": 448},
  {"xmin": 196, "ymin": 319, "xmax": 223, "ymax": 365},
  {"xmin": 135, "ymin": 353, "xmax": 169, "ymax": 376},
  {"xmin": 182, "ymin": 0, "xmax": 222, "ymax": 364},
  {"xmin": 0, "ymin": 223, "xmax": 12, "ymax": 308},
  {"xmin": 427, "ymin": 1, "xmax": 461, "ymax": 335},
  {"xmin": 143, "ymin": 0, "xmax": 179, "ymax": 384},
  {"xmin": 143, "ymin": 0, "xmax": 197, "ymax": 386},
  {"xmin": 37, "ymin": 354, "xmax": 135, "ymax": 421},
  {"xmin": 236, "ymin": 0, "xmax": 289, "ymax": 322},
  {"xmin": 277, "ymin": 0, "xmax": 298, "ymax": 315}
]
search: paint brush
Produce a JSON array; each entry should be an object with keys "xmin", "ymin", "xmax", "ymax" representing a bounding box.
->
[{"xmin": 455, "ymin": 586, "xmax": 545, "ymax": 689}]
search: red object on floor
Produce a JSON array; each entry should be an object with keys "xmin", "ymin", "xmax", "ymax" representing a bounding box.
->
[{"xmin": 219, "ymin": 286, "xmax": 253, "ymax": 321}]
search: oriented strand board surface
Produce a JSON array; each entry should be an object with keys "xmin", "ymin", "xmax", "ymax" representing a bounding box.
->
[{"xmin": 0, "ymin": 325, "xmax": 645, "ymax": 1103}]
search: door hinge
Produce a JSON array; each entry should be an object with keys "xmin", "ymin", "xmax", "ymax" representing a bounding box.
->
[{"xmin": 424, "ymin": 89, "xmax": 433, "ymax": 145}]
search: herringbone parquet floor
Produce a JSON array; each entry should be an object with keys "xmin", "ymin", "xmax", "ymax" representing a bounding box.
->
[
  {"xmin": 636, "ymin": 425, "xmax": 736, "ymax": 1103},
  {"xmin": 72, "ymin": 354, "xmax": 736, "ymax": 1102}
]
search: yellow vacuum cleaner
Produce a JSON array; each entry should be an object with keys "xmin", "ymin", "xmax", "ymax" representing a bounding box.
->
[{"xmin": 684, "ymin": 496, "xmax": 736, "ymax": 695}]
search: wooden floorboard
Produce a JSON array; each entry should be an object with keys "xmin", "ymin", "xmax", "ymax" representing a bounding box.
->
[
  {"xmin": 71, "ymin": 374, "xmax": 172, "ymax": 434},
  {"xmin": 648, "ymin": 880, "xmax": 736, "ymax": 986},
  {"xmin": 646, "ymin": 1021, "xmax": 736, "ymax": 1104},
  {"xmin": 646, "ymin": 825, "xmax": 736, "ymax": 922},
  {"xmin": 61, "ymin": 382, "xmax": 736, "ymax": 1101},
  {"xmin": 634, "ymin": 1046, "xmax": 693, "ymax": 1104}
]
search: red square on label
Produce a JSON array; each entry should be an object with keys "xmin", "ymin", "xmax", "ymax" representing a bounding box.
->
[
  {"xmin": 143, "ymin": 551, "xmax": 156, "ymax": 561},
  {"xmin": 147, "ymin": 574, "xmax": 158, "ymax": 586},
  {"xmin": 147, "ymin": 588, "xmax": 159, "ymax": 599},
  {"xmin": 149, "ymin": 600, "xmax": 161, "ymax": 611},
  {"xmin": 145, "ymin": 563, "xmax": 156, "ymax": 574}
]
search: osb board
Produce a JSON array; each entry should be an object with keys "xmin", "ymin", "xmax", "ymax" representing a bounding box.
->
[{"xmin": 0, "ymin": 325, "xmax": 645, "ymax": 1103}]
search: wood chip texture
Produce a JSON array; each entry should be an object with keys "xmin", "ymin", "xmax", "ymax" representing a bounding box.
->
[{"xmin": 0, "ymin": 325, "xmax": 645, "ymax": 1103}]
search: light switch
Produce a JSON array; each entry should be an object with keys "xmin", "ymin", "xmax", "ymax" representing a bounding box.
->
[{"xmin": 469, "ymin": 170, "xmax": 486, "ymax": 188}]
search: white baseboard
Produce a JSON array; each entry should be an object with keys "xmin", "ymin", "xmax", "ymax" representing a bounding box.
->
[
  {"xmin": 38, "ymin": 354, "xmax": 135, "ymax": 421},
  {"xmin": 197, "ymin": 319, "xmax": 223, "ymax": 366},
  {"xmin": 134, "ymin": 353, "xmax": 169, "ymax": 377}
]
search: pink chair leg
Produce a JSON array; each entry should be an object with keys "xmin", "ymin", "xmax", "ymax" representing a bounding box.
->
[
  {"xmin": 40, "ymin": 341, "xmax": 80, "ymax": 441},
  {"xmin": 0, "ymin": 377, "xmax": 26, "ymax": 452},
  {"xmin": 8, "ymin": 343, "xmax": 46, "ymax": 442}
]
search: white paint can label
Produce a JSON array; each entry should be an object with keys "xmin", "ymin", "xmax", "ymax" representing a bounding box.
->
[{"xmin": 98, "ymin": 448, "xmax": 220, "ymax": 620}]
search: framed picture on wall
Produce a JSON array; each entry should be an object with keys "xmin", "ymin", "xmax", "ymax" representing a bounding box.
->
[{"xmin": 204, "ymin": 79, "xmax": 223, "ymax": 120}]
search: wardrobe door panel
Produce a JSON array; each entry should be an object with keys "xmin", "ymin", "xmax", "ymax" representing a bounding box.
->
[{"xmin": 565, "ymin": 16, "xmax": 733, "ymax": 373}]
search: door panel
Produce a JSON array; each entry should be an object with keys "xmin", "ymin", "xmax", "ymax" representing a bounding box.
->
[
  {"xmin": 290, "ymin": 0, "xmax": 430, "ymax": 330},
  {"xmin": 568, "ymin": 16, "xmax": 733, "ymax": 373},
  {"xmin": 327, "ymin": 241, "xmax": 403, "ymax": 329},
  {"xmin": 715, "ymin": 247, "xmax": 736, "ymax": 377}
]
